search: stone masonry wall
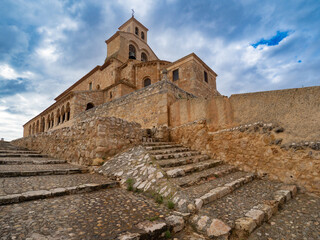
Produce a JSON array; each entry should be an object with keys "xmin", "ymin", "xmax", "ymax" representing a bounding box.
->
[
  {"xmin": 13, "ymin": 115, "xmax": 142, "ymax": 166},
  {"xmin": 170, "ymin": 121, "xmax": 320, "ymax": 194}
]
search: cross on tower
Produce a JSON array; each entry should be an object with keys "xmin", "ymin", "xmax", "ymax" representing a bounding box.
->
[{"xmin": 131, "ymin": 9, "xmax": 135, "ymax": 17}]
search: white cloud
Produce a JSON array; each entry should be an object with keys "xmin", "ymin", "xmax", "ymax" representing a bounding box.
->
[{"xmin": 0, "ymin": 64, "xmax": 34, "ymax": 80}]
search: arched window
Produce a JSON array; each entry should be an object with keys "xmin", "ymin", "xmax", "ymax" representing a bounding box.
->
[
  {"xmin": 141, "ymin": 31, "xmax": 145, "ymax": 40},
  {"xmin": 51, "ymin": 113, "xmax": 54, "ymax": 128},
  {"xmin": 47, "ymin": 116, "xmax": 50, "ymax": 129},
  {"xmin": 32, "ymin": 123, "xmax": 35, "ymax": 135},
  {"xmin": 141, "ymin": 52, "xmax": 148, "ymax": 62},
  {"xmin": 96, "ymin": 84, "xmax": 100, "ymax": 90},
  {"xmin": 66, "ymin": 102, "xmax": 71, "ymax": 121},
  {"xmin": 135, "ymin": 27, "xmax": 139, "ymax": 35},
  {"xmin": 56, "ymin": 109, "xmax": 61, "ymax": 125},
  {"xmin": 41, "ymin": 117, "xmax": 45, "ymax": 132},
  {"xmin": 86, "ymin": 103, "xmax": 94, "ymax": 110},
  {"xmin": 36, "ymin": 120, "xmax": 39, "ymax": 133},
  {"xmin": 28, "ymin": 126, "xmax": 31, "ymax": 136},
  {"xmin": 129, "ymin": 44, "xmax": 136, "ymax": 59},
  {"xmin": 144, "ymin": 78, "xmax": 151, "ymax": 87},
  {"xmin": 61, "ymin": 106, "xmax": 65, "ymax": 123}
]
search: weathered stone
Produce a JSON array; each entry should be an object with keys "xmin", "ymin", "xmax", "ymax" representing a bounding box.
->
[
  {"xmin": 195, "ymin": 198, "xmax": 203, "ymax": 210},
  {"xmin": 206, "ymin": 219, "xmax": 231, "ymax": 238},
  {"xmin": 165, "ymin": 215, "xmax": 184, "ymax": 233},
  {"xmin": 136, "ymin": 220, "xmax": 167, "ymax": 233},
  {"xmin": 235, "ymin": 217, "xmax": 257, "ymax": 234},
  {"xmin": 245, "ymin": 209, "xmax": 265, "ymax": 225},
  {"xmin": 197, "ymin": 215, "xmax": 210, "ymax": 231}
]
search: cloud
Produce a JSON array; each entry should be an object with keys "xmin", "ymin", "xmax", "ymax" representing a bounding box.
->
[{"xmin": 0, "ymin": 64, "xmax": 34, "ymax": 80}]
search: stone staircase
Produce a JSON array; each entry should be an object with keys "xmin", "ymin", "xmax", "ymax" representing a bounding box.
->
[
  {"xmin": 144, "ymin": 141, "xmax": 297, "ymax": 239},
  {"xmin": 0, "ymin": 142, "xmax": 117, "ymax": 205}
]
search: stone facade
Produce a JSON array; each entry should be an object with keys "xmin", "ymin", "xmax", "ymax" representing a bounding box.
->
[
  {"xmin": 170, "ymin": 120, "xmax": 320, "ymax": 194},
  {"xmin": 23, "ymin": 17, "xmax": 219, "ymax": 137}
]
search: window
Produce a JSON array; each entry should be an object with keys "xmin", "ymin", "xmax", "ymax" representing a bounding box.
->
[
  {"xmin": 173, "ymin": 69, "xmax": 179, "ymax": 81},
  {"xmin": 135, "ymin": 27, "xmax": 139, "ymax": 35},
  {"xmin": 144, "ymin": 78, "xmax": 151, "ymax": 87},
  {"xmin": 89, "ymin": 82, "xmax": 92, "ymax": 90},
  {"xmin": 129, "ymin": 44, "xmax": 136, "ymax": 59},
  {"xmin": 141, "ymin": 31, "xmax": 145, "ymax": 40},
  {"xmin": 86, "ymin": 103, "xmax": 94, "ymax": 110},
  {"xmin": 96, "ymin": 84, "xmax": 100, "ymax": 90},
  {"xmin": 204, "ymin": 71, "xmax": 208, "ymax": 83},
  {"xmin": 141, "ymin": 52, "xmax": 148, "ymax": 62},
  {"xmin": 109, "ymin": 91, "xmax": 112, "ymax": 99}
]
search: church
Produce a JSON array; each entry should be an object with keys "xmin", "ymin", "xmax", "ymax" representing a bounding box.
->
[{"xmin": 23, "ymin": 16, "xmax": 220, "ymax": 137}]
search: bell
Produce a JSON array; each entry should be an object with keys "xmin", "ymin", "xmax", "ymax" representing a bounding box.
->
[{"xmin": 129, "ymin": 51, "xmax": 136, "ymax": 59}]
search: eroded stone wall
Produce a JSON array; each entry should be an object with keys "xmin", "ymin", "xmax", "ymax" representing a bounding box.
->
[
  {"xmin": 170, "ymin": 121, "xmax": 320, "ymax": 194},
  {"xmin": 13, "ymin": 115, "xmax": 142, "ymax": 166}
]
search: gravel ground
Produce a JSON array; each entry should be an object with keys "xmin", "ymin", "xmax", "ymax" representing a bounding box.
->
[
  {"xmin": 248, "ymin": 193, "xmax": 320, "ymax": 240},
  {"xmin": 0, "ymin": 188, "xmax": 169, "ymax": 240},
  {"xmin": 0, "ymin": 174, "xmax": 112, "ymax": 196},
  {"xmin": 199, "ymin": 179, "xmax": 285, "ymax": 227}
]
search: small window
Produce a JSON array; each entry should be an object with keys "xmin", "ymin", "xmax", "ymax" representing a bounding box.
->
[
  {"xmin": 110, "ymin": 91, "xmax": 112, "ymax": 99},
  {"xmin": 141, "ymin": 31, "xmax": 145, "ymax": 40},
  {"xmin": 141, "ymin": 52, "xmax": 148, "ymax": 62},
  {"xmin": 173, "ymin": 69, "xmax": 179, "ymax": 81},
  {"xmin": 96, "ymin": 84, "xmax": 100, "ymax": 90},
  {"xmin": 86, "ymin": 103, "xmax": 94, "ymax": 110},
  {"xmin": 135, "ymin": 27, "xmax": 139, "ymax": 35},
  {"xmin": 89, "ymin": 82, "xmax": 92, "ymax": 90},
  {"xmin": 144, "ymin": 78, "xmax": 151, "ymax": 87},
  {"xmin": 204, "ymin": 71, "xmax": 208, "ymax": 83}
]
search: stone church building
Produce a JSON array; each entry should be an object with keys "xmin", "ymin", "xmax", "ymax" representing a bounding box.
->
[{"xmin": 23, "ymin": 17, "xmax": 220, "ymax": 137}]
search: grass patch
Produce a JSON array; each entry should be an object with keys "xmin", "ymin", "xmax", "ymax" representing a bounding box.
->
[
  {"xmin": 167, "ymin": 200, "xmax": 175, "ymax": 209},
  {"xmin": 126, "ymin": 178, "xmax": 134, "ymax": 191},
  {"xmin": 164, "ymin": 230, "xmax": 171, "ymax": 239},
  {"xmin": 154, "ymin": 193, "xmax": 163, "ymax": 204},
  {"xmin": 148, "ymin": 215, "xmax": 160, "ymax": 221}
]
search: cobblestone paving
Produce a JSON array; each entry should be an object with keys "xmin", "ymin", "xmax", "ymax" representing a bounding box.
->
[
  {"xmin": 0, "ymin": 174, "xmax": 112, "ymax": 196},
  {"xmin": 0, "ymin": 188, "xmax": 169, "ymax": 240},
  {"xmin": 199, "ymin": 179, "xmax": 285, "ymax": 227},
  {"xmin": 249, "ymin": 193, "xmax": 320, "ymax": 240},
  {"xmin": 0, "ymin": 164, "xmax": 82, "ymax": 172}
]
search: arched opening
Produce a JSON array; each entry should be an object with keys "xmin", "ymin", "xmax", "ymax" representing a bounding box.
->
[
  {"xmin": 135, "ymin": 27, "xmax": 139, "ymax": 35},
  {"xmin": 61, "ymin": 106, "xmax": 65, "ymax": 123},
  {"xmin": 144, "ymin": 78, "xmax": 151, "ymax": 87},
  {"xmin": 28, "ymin": 125, "xmax": 31, "ymax": 136},
  {"xmin": 36, "ymin": 120, "xmax": 39, "ymax": 133},
  {"xmin": 141, "ymin": 31, "xmax": 145, "ymax": 40},
  {"xmin": 51, "ymin": 113, "xmax": 54, "ymax": 128},
  {"xmin": 32, "ymin": 123, "xmax": 35, "ymax": 135},
  {"xmin": 129, "ymin": 44, "xmax": 136, "ymax": 59},
  {"xmin": 86, "ymin": 103, "xmax": 94, "ymax": 110},
  {"xmin": 47, "ymin": 115, "xmax": 50, "ymax": 129},
  {"xmin": 96, "ymin": 84, "xmax": 100, "ymax": 90},
  {"xmin": 56, "ymin": 109, "xmax": 61, "ymax": 125},
  {"xmin": 41, "ymin": 117, "xmax": 45, "ymax": 132},
  {"xmin": 141, "ymin": 52, "xmax": 148, "ymax": 62},
  {"xmin": 66, "ymin": 102, "xmax": 71, "ymax": 121}
]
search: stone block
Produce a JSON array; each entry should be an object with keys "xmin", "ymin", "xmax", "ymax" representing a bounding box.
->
[
  {"xmin": 0, "ymin": 194, "xmax": 21, "ymax": 205},
  {"xmin": 206, "ymin": 219, "xmax": 231, "ymax": 239},
  {"xmin": 245, "ymin": 209, "xmax": 265, "ymax": 225},
  {"xmin": 166, "ymin": 168, "xmax": 185, "ymax": 178},
  {"xmin": 282, "ymin": 185, "xmax": 298, "ymax": 197},
  {"xmin": 197, "ymin": 215, "xmax": 210, "ymax": 231},
  {"xmin": 253, "ymin": 204, "xmax": 273, "ymax": 220},
  {"xmin": 195, "ymin": 198, "xmax": 203, "ymax": 210},
  {"xmin": 165, "ymin": 215, "xmax": 184, "ymax": 233},
  {"xmin": 235, "ymin": 217, "xmax": 257, "ymax": 234},
  {"xmin": 136, "ymin": 220, "xmax": 167, "ymax": 234}
]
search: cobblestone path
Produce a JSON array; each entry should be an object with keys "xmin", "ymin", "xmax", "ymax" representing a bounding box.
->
[{"xmin": 0, "ymin": 142, "xmax": 170, "ymax": 239}]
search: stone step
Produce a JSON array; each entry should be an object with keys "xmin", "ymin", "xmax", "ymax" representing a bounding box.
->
[
  {"xmin": 0, "ymin": 164, "xmax": 88, "ymax": 177},
  {"xmin": 174, "ymin": 165, "xmax": 241, "ymax": 188},
  {"xmin": 142, "ymin": 142, "xmax": 177, "ymax": 146},
  {"xmin": 144, "ymin": 144, "xmax": 183, "ymax": 150},
  {"xmin": 164, "ymin": 160, "xmax": 223, "ymax": 178},
  {"xmin": 153, "ymin": 151, "xmax": 200, "ymax": 160},
  {"xmin": 157, "ymin": 154, "xmax": 210, "ymax": 168},
  {"xmin": 0, "ymin": 159, "xmax": 67, "ymax": 165},
  {"xmin": 148, "ymin": 147, "xmax": 191, "ymax": 155},
  {"xmin": 0, "ymin": 150, "xmax": 40, "ymax": 154},
  {"xmin": 0, "ymin": 153, "xmax": 47, "ymax": 158},
  {"xmin": 0, "ymin": 182, "xmax": 118, "ymax": 205},
  {"xmin": 191, "ymin": 179, "xmax": 297, "ymax": 239}
]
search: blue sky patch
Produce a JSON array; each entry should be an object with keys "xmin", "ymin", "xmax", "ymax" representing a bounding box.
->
[{"xmin": 252, "ymin": 31, "xmax": 290, "ymax": 48}]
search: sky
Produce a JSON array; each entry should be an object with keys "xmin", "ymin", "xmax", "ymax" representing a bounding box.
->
[{"xmin": 0, "ymin": 0, "xmax": 319, "ymax": 140}]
